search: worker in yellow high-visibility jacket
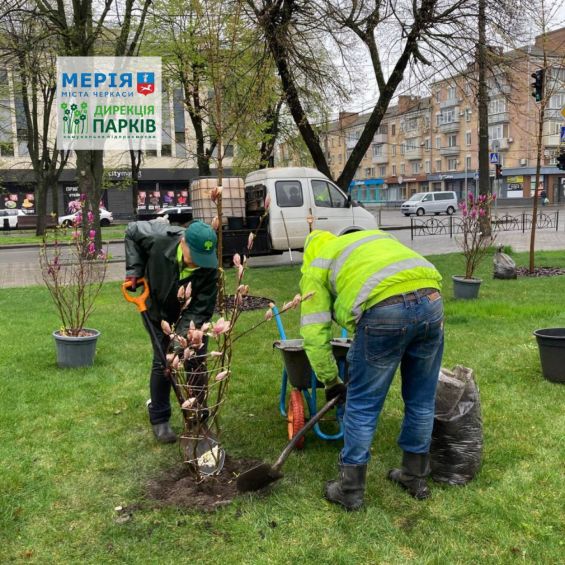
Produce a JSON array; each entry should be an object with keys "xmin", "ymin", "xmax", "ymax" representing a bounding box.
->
[{"xmin": 300, "ymin": 230, "xmax": 444, "ymax": 510}]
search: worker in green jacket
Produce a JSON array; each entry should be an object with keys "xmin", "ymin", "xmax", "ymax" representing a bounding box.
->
[
  {"xmin": 300, "ymin": 230, "xmax": 444, "ymax": 510},
  {"xmin": 125, "ymin": 219, "xmax": 218, "ymax": 443}
]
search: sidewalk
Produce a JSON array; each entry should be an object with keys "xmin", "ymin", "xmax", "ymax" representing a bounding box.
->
[{"xmin": 1, "ymin": 228, "xmax": 564, "ymax": 289}]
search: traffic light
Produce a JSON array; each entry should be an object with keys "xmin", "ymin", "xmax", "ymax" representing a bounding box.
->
[
  {"xmin": 495, "ymin": 164, "xmax": 502, "ymax": 179},
  {"xmin": 531, "ymin": 69, "xmax": 545, "ymax": 102},
  {"xmin": 557, "ymin": 151, "xmax": 565, "ymax": 171}
]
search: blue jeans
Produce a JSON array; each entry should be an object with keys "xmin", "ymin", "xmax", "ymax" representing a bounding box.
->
[{"xmin": 341, "ymin": 292, "xmax": 444, "ymax": 465}]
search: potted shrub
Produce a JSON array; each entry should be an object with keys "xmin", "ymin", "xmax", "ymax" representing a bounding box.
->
[
  {"xmin": 453, "ymin": 193, "xmax": 496, "ymax": 299},
  {"xmin": 39, "ymin": 197, "xmax": 108, "ymax": 367}
]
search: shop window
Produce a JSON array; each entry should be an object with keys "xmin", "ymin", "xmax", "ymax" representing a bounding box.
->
[
  {"xmin": 175, "ymin": 132, "xmax": 187, "ymax": 158},
  {"xmin": 162, "ymin": 144, "xmax": 172, "ymax": 157}
]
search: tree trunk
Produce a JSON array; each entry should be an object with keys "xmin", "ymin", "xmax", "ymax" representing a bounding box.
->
[
  {"xmin": 76, "ymin": 149, "xmax": 104, "ymax": 251},
  {"xmin": 477, "ymin": 0, "xmax": 492, "ymax": 236},
  {"xmin": 35, "ymin": 177, "xmax": 48, "ymax": 236}
]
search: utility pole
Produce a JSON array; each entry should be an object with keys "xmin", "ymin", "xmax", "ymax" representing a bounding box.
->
[{"xmin": 477, "ymin": 0, "xmax": 492, "ymax": 234}]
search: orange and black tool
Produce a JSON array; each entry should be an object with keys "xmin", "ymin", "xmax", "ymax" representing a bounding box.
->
[{"xmin": 121, "ymin": 277, "xmax": 185, "ymax": 407}]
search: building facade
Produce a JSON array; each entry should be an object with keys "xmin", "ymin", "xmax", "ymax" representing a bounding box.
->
[
  {"xmin": 317, "ymin": 27, "xmax": 565, "ymax": 205},
  {"xmin": 0, "ymin": 68, "xmax": 233, "ymax": 218}
]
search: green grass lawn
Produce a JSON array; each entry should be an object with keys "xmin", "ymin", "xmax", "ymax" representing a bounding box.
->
[
  {"xmin": 0, "ymin": 224, "xmax": 127, "ymax": 246},
  {"xmin": 1, "ymin": 250, "xmax": 564, "ymax": 564}
]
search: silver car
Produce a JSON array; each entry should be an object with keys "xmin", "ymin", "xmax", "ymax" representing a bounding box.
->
[{"xmin": 401, "ymin": 191, "xmax": 458, "ymax": 216}]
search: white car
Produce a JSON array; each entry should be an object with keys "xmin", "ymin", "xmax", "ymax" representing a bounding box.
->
[
  {"xmin": 401, "ymin": 191, "xmax": 458, "ymax": 216},
  {"xmin": 0, "ymin": 209, "xmax": 28, "ymax": 229},
  {"xmin": 156, "ymin": 206, "xmax": 193, "ymax": 222},
  {"xmin": 58, "ymin": 208, "xmax": 113, "ymax": 227}
]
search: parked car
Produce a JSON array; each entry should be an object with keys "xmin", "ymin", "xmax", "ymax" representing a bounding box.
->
[
  {"xmin": 400, "ymin": 191, "xmax": 458, "ymax": 216},
  {"xmin": 244, "ymin": 167, "xmax": 378, "ymax": 251},
  {"xmin": 58, "ymin": 209, "xmax": 113, "ymax": 227},
  {"xmin": 0, "ymin": 209, "xmax": 28, "ymax": 229},
  {"xmin": 156, "ymin": 206, "xmax": 193, "ymax": 224}
]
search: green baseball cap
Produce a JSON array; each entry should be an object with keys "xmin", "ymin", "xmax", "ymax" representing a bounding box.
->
[{"xmin": 184, "ymin": 221, "xmax": 218, "ymax": 269}]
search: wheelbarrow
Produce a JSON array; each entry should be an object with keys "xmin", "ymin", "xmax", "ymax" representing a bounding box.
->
[{"xmin": 271, "ymin": 305, "xmax": 351, "ymax": 448}]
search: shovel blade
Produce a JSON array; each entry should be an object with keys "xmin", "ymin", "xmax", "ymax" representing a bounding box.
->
[{"xmin": 236, "ymin": 463, "xmax": 284, "ymax": 493}]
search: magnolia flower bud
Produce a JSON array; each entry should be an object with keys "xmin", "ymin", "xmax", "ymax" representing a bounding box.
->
[
  {"xmin": 215, "ymin": 370, "xmax": 230, "ymax": 382},
  {"xmin": 233, "ymin": 253, "xmax": 242, "ymax": 267},
  {"xmin": 264, "ymin": 309, "xmax": 273, "ymax": 321},
  {"xmin": 212, "ymin": 216, "xmax": 220, "ymax": 231},
  {"xmin": 161, "ymin": 320, "xmax": 172, "ymax": 335},
  {"xmin": 177, "ymin": 286, "xmax": 185, "ymax": 300},
  {"xmin": 182, "ymin": 397, "xmax": 197, "ymax": 409}
]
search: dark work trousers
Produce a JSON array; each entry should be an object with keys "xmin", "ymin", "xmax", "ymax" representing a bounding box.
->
[{"xmin": 143, "ymin": 317, "xmax": 209, "ymax": 424}]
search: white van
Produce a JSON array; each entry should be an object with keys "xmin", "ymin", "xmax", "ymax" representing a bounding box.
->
[
  {"xmin": 400, "ymin": 191, "xmax": 458, "ymax": 217},
  {"xmin": 244, "ymin": 167, "xmax": 378, "ymax": 250}
]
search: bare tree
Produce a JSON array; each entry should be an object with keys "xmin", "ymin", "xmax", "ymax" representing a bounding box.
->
[
  {"xmin": 0, "ymin": 1, "xmax": 70, "ymax": 236},
  {"xmin": 34, "ymin": 0, "xmax": 150, "ymax": 249}
]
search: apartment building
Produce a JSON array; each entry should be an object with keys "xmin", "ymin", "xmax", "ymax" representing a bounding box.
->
[
  {"xmin": 317, "ymin": 27, "xmax": 565, "ymax": 205},
  {"xmin": 0, "ymin": 68, "xmax": 233, "ymax": 217}
]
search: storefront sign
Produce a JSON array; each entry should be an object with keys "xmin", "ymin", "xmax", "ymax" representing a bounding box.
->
[
  {"xmin": 57, "ymin": 57, "xmax": 162, "ymax": 150},
  {"xmin": 136, "ymin": 188, "xmax": 189, "ymax": 213},
  {"xmin": 63, "ymin": 184, "xmax": 108, "ymax": 213},
  {"xmin": 1, "ymin": 191, "xmax": 35, "ymax": 213}
]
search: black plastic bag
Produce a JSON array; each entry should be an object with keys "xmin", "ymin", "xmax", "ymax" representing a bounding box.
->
[
  {"xmin": 430, "ymin": 366, "xmax": 483, "ymax": 485},
  {"xmin": 493, "ymin": 246, "xmax": 517, "ymax": 279}
]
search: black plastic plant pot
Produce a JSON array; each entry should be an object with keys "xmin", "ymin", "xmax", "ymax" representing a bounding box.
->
[{"xmin": 533, "ymin": 328, "xmax": 565, "ymax": 383}]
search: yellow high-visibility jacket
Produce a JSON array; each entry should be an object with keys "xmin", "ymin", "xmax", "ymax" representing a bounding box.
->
[{"xmin": 299, "ymin": 230, "xmax": 442, "ymax": 384}]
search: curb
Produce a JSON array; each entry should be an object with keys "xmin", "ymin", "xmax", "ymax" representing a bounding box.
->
[{"xmin": 0, "ymin": 239, "xmax": 125, "ymax": 250}]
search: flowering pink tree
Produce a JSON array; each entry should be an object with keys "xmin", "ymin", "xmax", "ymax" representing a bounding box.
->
[
  {"xmin": 39, "ymin": 195, "xmax": 108, "ymax": 337},
  {"xmin": 457, "ymin": 193, "xmax": 496, "ymax": 279},
  {"xmin": 160, "ymin": 188, "xmax": 310, "ymax": 477}
]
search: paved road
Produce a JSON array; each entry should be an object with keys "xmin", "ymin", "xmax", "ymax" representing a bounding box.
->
[{"xmin": 1, "ymin": 206, "xmax": 564, "ymax": 288}]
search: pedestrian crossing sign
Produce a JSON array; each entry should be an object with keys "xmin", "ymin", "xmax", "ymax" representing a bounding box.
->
[{"xmin": 489, "ymin": 152, "xmax": 499, "ymax": 164}]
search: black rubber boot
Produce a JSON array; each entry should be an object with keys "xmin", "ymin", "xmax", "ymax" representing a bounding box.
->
[
  {"xmin": 387, "ymin": 452, "xmax": 431, "ymax": 500},
  {"xmin": 152, "ymin": 422, "xmax": 177, "ymax": 444},
  {"xmin": 324, "ymin": 461, "xmax": 367, "ymax": 511}
]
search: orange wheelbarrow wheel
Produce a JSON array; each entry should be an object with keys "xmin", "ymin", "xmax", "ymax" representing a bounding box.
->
[{"xmin": 287, "ymin": 389, "xmax": 306, "ymax": 449}]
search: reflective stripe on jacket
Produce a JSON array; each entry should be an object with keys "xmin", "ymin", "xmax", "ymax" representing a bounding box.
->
[{"xmin": 299, "ymin": 230, "xmax": 442, "ymax": 384}]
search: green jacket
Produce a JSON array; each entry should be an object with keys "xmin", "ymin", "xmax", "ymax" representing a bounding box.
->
[
  {"xmin": 125, "ymin": 220, "xmax": 218, "ymax": 333},
  {"xmin": 299, "ymin": 230, "xmax": 442, "ymax": 384}
]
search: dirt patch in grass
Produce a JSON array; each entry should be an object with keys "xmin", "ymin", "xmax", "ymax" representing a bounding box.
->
[
  {"xmin": 517, "ymin": 266, "xmax": 565, "ymax": 277},
  {"xmin": 146, "ymin": 456, "xmax": 262, "ymax": 511}
]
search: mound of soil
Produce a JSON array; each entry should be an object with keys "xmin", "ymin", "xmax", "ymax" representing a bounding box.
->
[
  {"xmin": 146, "ymin": 456, "xmax": 262, "ymax": 511},
  {"xmin": 217, "ymin": 295, "xmax": 272, "ymax": 312},
  {"xmin": 517, "ymin": 266, "xmax": 565, "ymax": 278}
]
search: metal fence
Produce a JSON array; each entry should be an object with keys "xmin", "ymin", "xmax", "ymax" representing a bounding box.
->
[{"xmin": 410, "ymin": 211, "xmax": 560, "ymax": 240}]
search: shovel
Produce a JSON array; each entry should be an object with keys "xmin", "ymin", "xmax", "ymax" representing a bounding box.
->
[
  {"xmin": 237, "ymin": 396, "xmax": 340, "ymax": 492},
  {"xmin": 122, "ymin": 277, "xmax": 225, "ymax": 475}
]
